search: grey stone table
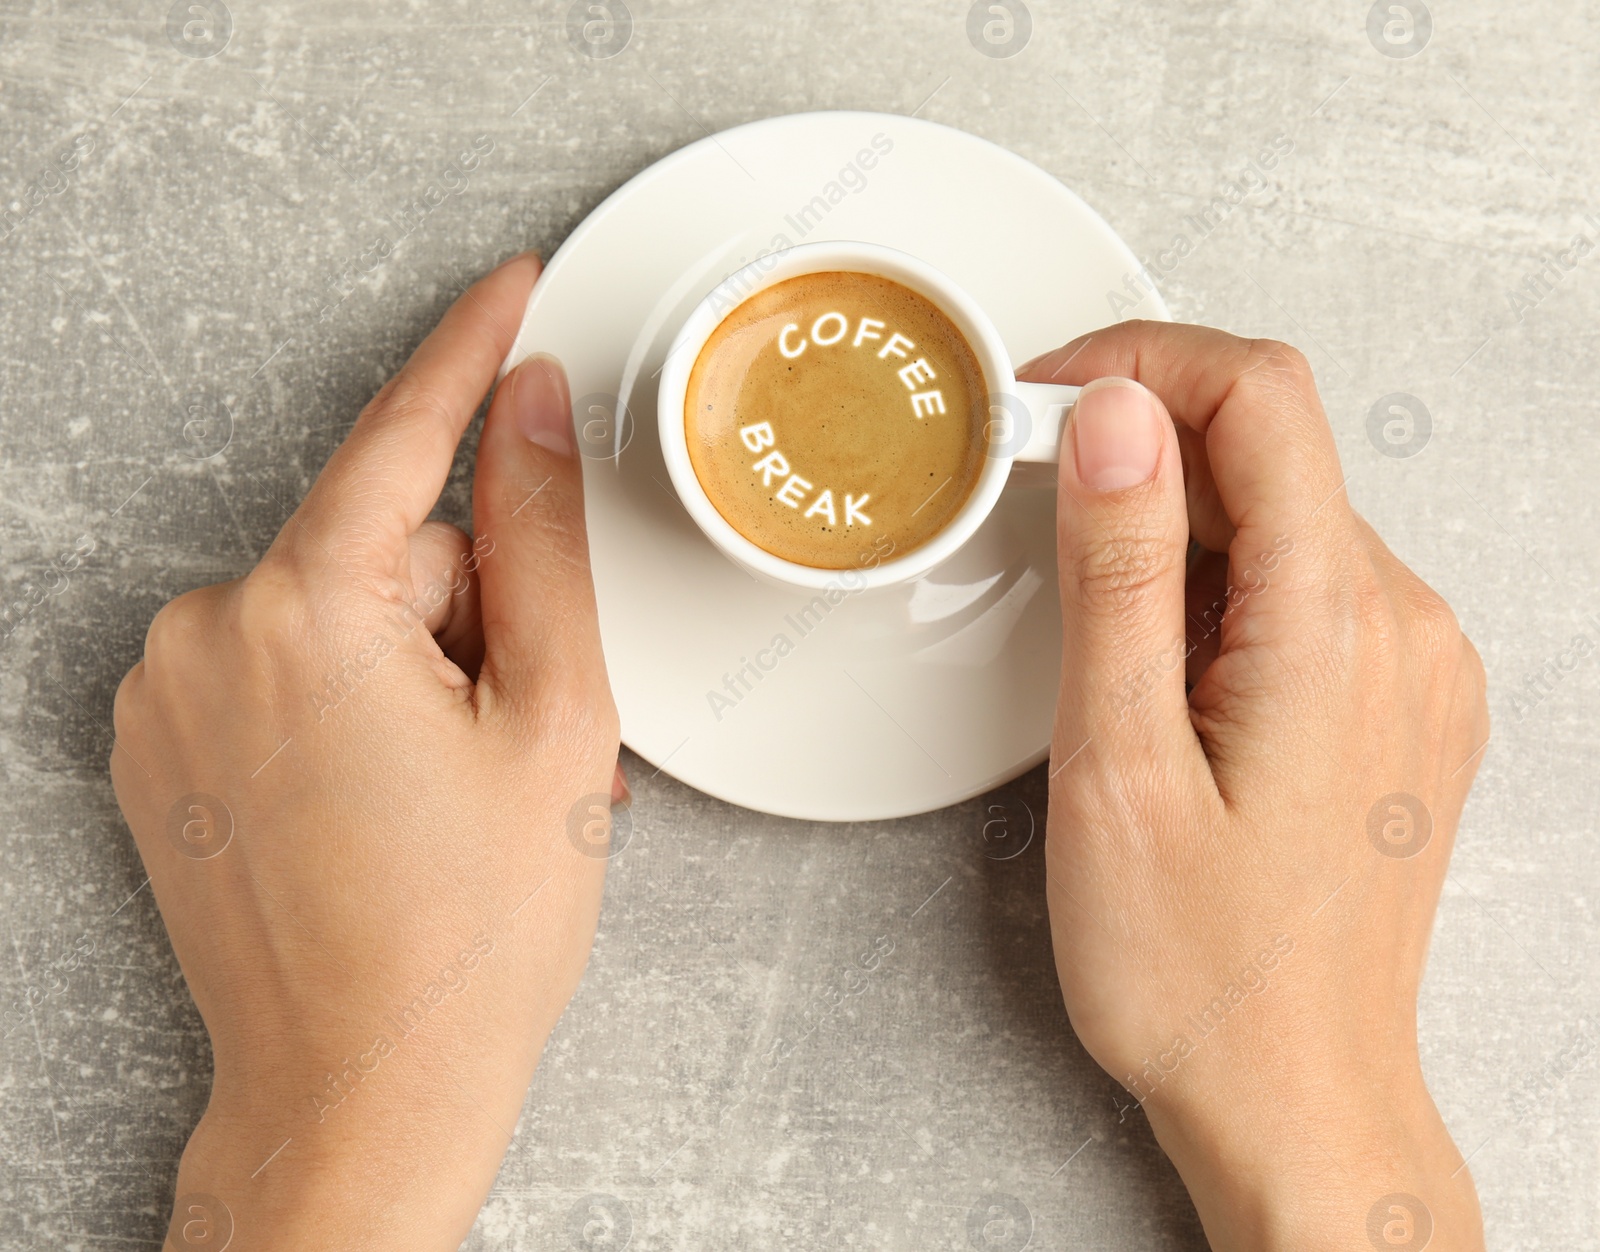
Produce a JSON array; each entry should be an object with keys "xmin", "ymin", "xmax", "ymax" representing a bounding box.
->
[{"xmin": 2, "ymin": 2, "xmax": 1595, "ymax": 1248}]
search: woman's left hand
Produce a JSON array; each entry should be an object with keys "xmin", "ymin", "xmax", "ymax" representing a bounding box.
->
[{"xmin": 111, "ymin": 252, "xmax": 624, "ymax": 1251}]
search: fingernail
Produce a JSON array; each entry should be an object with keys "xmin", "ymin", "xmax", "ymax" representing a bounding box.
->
[
  {"xmin": 1071, "ymin": 377, "xmax": 1161, "ymax": 491},
  {"xmin": 610, "ymin": 760, "xmax": 631, "ymax": 808},
  {"xmin": 493, "ymin": 248, "xmax": 540, "ymax": 273},
  {"xmin": 514, "ymin": 353, "xmax": 573, "ymax": 457},
  {"xmin": 1017, "ymin": 349, "xmax": 1053, "ymax": 375}
]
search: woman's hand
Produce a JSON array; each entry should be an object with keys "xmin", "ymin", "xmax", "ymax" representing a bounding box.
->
[
  {"xmin": 111, "ymin": 253, "xmax": 624, "ymax": 1250},
  {"xmin": 1025, "ymin": 323, "xmax": 1488, "ymax": 1251}
]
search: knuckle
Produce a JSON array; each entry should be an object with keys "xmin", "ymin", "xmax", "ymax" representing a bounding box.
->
[
  {"xmin": 370, "ymin": 369, "xmax": 454, "ymax": 441},
  {"xmin": 236, "ymin": 559, "xmax": 310, "ymax": 651},
  {"xmin": 1068, "ymin": 529, "xmax": 1181, "ymax": 615},
  {"xmin": 515, "ymin": 699, "xmax": 620, "ymax": 777},
  {"xmin": 1246, "ymin": 339, "xmax": 1316, "ymax": 389},
  {"xmin": 484, "ymin": 650, "xmax": 619, "ymax": 761},
  {"xmin": 552, "ymin": 683, "xmax": 621, "ymax": 755},
  {"xmin": 111, "ymin": 662, "xmax": 143, "ymax": 742},
  {"xmin": 505, "ymin": 472, "xmax": 588, "ymax": 539},
  {"xmin": 1404, "ymin": 583, "xmax": 1463, "ymax": 662},
  {"xmin": 1113, "ymin": 318, "xmax": 1165, "ymax": 342},
  {"xmin": 365, "ymin": 373, "xmax": 403, "ymax": 412},
  {"xmin": 529, "ymin": 665, "xmax": 620, "ymax": 752},
  {"xmin": 143, "ymin": 588, "xmax": 210, "ymax": 664},
  {"xmin": 1336, "ymin": 572, "xmax": 1399, "ymax": 669}
]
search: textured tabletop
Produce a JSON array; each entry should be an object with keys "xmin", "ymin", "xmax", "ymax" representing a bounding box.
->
[{"xmin": 2, "ymin": 2, "xmax": 1596, "ymax": 1248}]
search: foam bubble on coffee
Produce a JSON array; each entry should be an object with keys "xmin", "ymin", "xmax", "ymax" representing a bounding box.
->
[{"xmin": 684, "ymin": 271, "xmax": 987, "ymax": 570}]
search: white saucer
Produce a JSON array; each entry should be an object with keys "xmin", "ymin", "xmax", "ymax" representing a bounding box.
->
[{"xmin": 501, "ymin": 111, "xmax": 1168, "ymax": 822}]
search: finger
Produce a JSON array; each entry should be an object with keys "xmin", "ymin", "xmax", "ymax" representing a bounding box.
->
[
  {"xmin": 470, "ymin": 353, "xmax": 612, "ymax": 732},
  {"xmin": 1021, "ymin": 321, "xmax": 1361, "ymax": 656},
  {"xmin": 1351, "ymin": 512, "xmax": 1490, "ymax": 781},
  {"xmin": 406, "ymin": 521, "xmax": 483, "ymax": 681},
  {"xmin": 287, "ymin": 252, "xmax": 542, "ymax": 568},
  {"xmin": 1052, "ymin": 377, "xmax": 1207, "ymax": 781},
  {"xmin": 1184, "ymin": 547, "xmax": 1230, "ymax": 686},
  {"xmin": 611, "ymin": 759, "xmax": 630, "ymax": 807},
  {"xmin": 1174, "ymin": 420, "xmax": 1230, "ymax": 551}
]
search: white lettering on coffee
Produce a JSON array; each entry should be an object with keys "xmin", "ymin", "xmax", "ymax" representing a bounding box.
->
[
  {"xmin": 811, "ymin": 312, "xmax": 848, "ymax": 346},
  {"xmin": 743, "ymin": 445, "xmax": 874, "ymax": 528},
  {"xmin": 740, "ymin": 421, "xmax": 775, "ymax": 452},
  {"xmin": 898, "ymin": 358, "xmax": 935, "ymax": 389},
  {"xmin": 803, "ymin": 490, "xmax": 837, "ymax": 525},
  {"xmin": 852, "ymin": 317, "xmax": 885, "ymax": 347},
  {"xmin": 767, "ymin": 318, "xmax": 951, "ymax": 420},
  {"xmin": 744, "ymin": 306, "xmax": 961, "ymax": 528},
  {"xmin": 878, "ymin": 332, "xmax": 915, "ymax": 360},
  {"xmin": 775, "ymin": 474, "xmax": 812, "ymax": 508},
  {"xmin": 752, "ymin": 449, "xmax": 791, "ymax": 486}
]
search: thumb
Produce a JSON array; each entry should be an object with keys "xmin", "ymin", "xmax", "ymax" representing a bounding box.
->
[
  {"xmin": 471, "ymin": 353, "xmax": 611, "ymax": 730},
  {"xmin": 1053, "ymin": 377, "xmax": 1197, "ymax": 780}
]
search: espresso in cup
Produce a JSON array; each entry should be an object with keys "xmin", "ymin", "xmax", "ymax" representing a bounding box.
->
[{"xmin": 683, "ymin": 271, "xmax": 987, "ymax": 569}]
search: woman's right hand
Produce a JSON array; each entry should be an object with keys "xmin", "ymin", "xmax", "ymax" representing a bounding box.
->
[{"xmin": 1024, "ymin": 323, "xmax": 1488, "ymax": 1251}]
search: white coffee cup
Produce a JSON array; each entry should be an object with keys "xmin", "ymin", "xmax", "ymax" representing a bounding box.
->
[{"xmin": 658, "ymin": 240, "xmax": 1081, "ymax": 591}]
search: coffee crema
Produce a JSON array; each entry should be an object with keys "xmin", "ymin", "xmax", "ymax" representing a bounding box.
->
[{"xmin": 683, "ymin": 271, "xmax": 988, "ymax": 569}]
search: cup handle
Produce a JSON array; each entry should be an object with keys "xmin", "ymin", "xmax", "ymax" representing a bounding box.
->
[{"xmin": 1005, "ymin": 381, "xmax": 1080, "ymax": 488}]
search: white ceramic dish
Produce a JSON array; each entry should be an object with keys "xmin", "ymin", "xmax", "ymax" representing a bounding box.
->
[{"xmin": 500, "ymin": 110, "xmax": 1170, "ymax": 822}]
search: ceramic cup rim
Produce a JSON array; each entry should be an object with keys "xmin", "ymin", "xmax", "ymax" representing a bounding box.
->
[{"xmin": 657, "ymin": 240, "xmax": 1022, "ymax": 591}]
